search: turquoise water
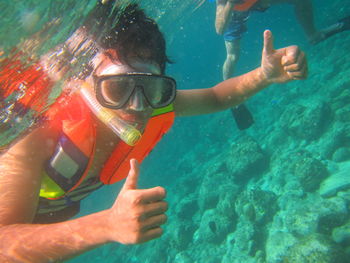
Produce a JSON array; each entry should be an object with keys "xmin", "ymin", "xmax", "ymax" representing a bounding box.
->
[{"xmin": 1, "ymin": 0, "xmax": 350, "ymax": 262}]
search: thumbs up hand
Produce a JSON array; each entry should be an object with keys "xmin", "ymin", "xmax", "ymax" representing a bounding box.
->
[
  {"xmin": 261, "ymin": 30, "xmax": 308, "ymax": 83},
  {"xmin": 107, "ymin": 159, "xmax": 168, "ymax": 244}
]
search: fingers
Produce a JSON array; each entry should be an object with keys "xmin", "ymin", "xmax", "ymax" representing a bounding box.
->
[
  {"xmin": 263, "ymin": 30, "xmax": 274, "ymax": 55},
  {"xmin": 134, "ymin": 186, "xmax": 166, "ymax": 204},
  {"xmin": 122, "ymin": 159, "xmax": 140, "ymax": 190},
  {"xmin": 138, "ymin": 227, "xmax": 164, "ymax": 243},
  {"xmin": 281, "ymin": 46, "xmax": 308, "ymax": 79},
  {"xmin": 281, "ymin": 45, "xmax": 300, "ymax": 66},
  {"xmin": 142, "ymin": 201, "xmax": 168, "ymax": 218},
  {"xmin": 282, "ymin": 49, "xmax": 303, "ymax": 69},
  {"xmin": 287, "ymin": 62, "xmax": 308, "ymax": 80},
  {"xmin": 141, "ymin": 214, "xmax": 168, "ymax": 231},
  {"xmin": 138, "ymin": 215, "xmax": 167, "ymax": 243}
]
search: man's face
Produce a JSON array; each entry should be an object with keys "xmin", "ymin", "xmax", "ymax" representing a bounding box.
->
[{"xmin": 91, "ymin": 50, "xmax": 161, "ymax": 131}]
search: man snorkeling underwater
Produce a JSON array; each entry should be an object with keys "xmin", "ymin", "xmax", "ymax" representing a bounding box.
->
[{"xmin": 0, "ymin": 1, "xmax": 307, "ymax": 262}]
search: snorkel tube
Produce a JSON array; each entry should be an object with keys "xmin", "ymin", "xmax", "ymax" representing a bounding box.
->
[{"xmin": 80, "ymin": 84, "xmax": 142, "ymax": 146}]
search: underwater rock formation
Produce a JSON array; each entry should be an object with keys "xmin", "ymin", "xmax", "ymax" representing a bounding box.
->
[
  {"xmin": 175, "ymin": 196, "xmax": 199, "ymax": 220},
  {"xmin": 280, "ymin": 102, "xmax": 332, "ymax": 141},
  {"xmin": 317, "ymin": 124, "xmax": 348, "ymax": 159},
  {"xmin": 332, "ymin": 221, "xmax": 350, "ymax": 244},
  {"xmin": 173, "ymin": 252, "xmax": 193, "ymax": 263},
  {"xmin": 235, "ymin": 188, "xmax": 278, "ymax": 225},
  {"xmin": 194, "ymin": 209, "xmax": 234, "ymax": 244},
  {"xmin": 332, "ymin": 147, "xmax": 350, "ymax": 162},
  {"xmin": 283, "ymin": 233, "xmax": 346, "ymax": 263},
  {"xmin": 228, "ymin": 188, "xmax": 278, "ymax": 260},
  {"xmin": 265, "ymin": 231, "xmax": 298, "ymax": 263},
  {"xmin": 226, "ymin": 136, "xmax": 269, "ymax": 182},
  {"xmin": 319, "ymin": 161, "xmax": 350, "ymax": 197},
  {"xmin": 291, "ymin": 152, "xmax": 329, "ymax": 192},
  {"xmin": 330, "ymin": 87, "xmax": 350, "ymax": 123},
  {"xmin": 171, "ymin": 222, "xmax": 196, "ymax": 250}
]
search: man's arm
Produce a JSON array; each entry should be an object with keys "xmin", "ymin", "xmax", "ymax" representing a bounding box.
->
[
  {"xmin": 0, "ymin": 125, "xmax": 167, "ymax": 262},
  {"xmin": 174, "ymin": 30, "xmax": 307, "ymax": 117},
  {"xmin": 215, "ymin": 0, "xmax": 235, "ymax": 34},
  {"xmin": 0, "ymin": 210, "xmax": 113, "ymax": 262}
]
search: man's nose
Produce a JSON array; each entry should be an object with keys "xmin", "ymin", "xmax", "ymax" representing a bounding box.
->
[{"xmin": 127, "ymin": 87, "xmax": 148, "ymax": 111}]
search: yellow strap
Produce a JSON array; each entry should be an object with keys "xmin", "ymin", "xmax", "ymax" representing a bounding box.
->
[
  {"xmin": 39, "ymin": 174, "xmax": 65, "ymax": 199},
  {"xmin": 151, "ymin": 104, "xmax": 174, "ymax": 117}
]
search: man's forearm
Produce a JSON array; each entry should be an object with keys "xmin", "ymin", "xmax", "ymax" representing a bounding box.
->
[
  {"xmin": 0, "ymin": 210, "xmax": 111, "ymax": 263},
  {"xmin": 174, "ymin": 67, "xmax": 270, "ymax": 117},
  {"xmin": 213, "ymin": 67, "xmax": 271, "ymax": 108}
]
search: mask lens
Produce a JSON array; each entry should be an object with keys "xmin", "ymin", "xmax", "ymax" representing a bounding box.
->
[
  {"xmin": 96, "ymin": 74, "xmax": 176, "ymax": 109},
  {"xmin": 98, "ymin": 77, "xmax": 134, "ymax": 108},
  {"xmin": 142, "ymin": 76, "xmax": 176, "ymax": 108}
]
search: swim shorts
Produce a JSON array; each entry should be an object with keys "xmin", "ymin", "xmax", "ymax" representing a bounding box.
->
[{"xmin": 223, "ymin": 11, "xmax": 250, "ymax": 42}]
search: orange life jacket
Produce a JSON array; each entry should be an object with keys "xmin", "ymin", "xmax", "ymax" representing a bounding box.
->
[
  {"xmin": 233, "ymin": 0, "xmax": 259, "ymax": 11},
  {"xmin": 0, "ymin": 51, "xmax": 54, "ymax": 151},
  {"xmin": 40, "ymin": 94, "xmax": 175, "ymax": 201},
  {"xmin": 0, "ymin": 50, "xmax": 52, "ymax": 112}
]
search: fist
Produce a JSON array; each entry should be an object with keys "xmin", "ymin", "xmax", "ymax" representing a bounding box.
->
[
  {"xmin": 107, "ymin": 159, "xmax": 168, "ymax": 244},
  {"xmin": 261, "ymin": 30, "xmax": 308, "ymax": 83}
]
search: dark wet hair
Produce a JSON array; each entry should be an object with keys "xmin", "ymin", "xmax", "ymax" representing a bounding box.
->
[{"xmin": 84, "ymin": 1, "xmax": 171, "ymax": 74}]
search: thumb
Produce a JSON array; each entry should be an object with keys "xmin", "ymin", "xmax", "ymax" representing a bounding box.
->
[
  {"xmin": 122, "ymin": 159, "xmax": 140, "ymax": 190},
  {"xmin": 263, "ymin": 30, "xmax": 274, "ymax": 55}
]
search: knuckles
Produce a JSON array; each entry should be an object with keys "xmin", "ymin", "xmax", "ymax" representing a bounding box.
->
[{"xmin": 160, "ymin": 201, "xmax": 169, "ymax": 212}]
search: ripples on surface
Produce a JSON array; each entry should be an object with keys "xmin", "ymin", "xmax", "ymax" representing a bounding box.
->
[{"xmin": 0, "ymin": 0, "xmax": 201, "ymax": 151}]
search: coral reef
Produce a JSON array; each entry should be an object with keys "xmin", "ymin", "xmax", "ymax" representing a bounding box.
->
[
  {"xmin": 283, "ymin": 234, "xmax": 346, "ymax": 263},
  {"xmin": 280, "ymin": 102, "xmax": 332, "ymax": 141},
  {"xmin": 226, "ymin": 135, "xmax": 269, "ymax": 182},
  {"xmin": 235, "ymin": 188, "xmax": 278, "ymax": 225},
  {"xmin": 287, "ymin": 151, "xmax": 329, "ymax": 192}
]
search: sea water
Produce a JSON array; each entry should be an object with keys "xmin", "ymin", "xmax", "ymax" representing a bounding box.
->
[{"xmin": 1, "ymin": 0, "xmax": 350, "ymax": 262}]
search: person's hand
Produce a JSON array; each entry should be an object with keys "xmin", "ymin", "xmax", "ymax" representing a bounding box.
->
[
  {"xmin": 107, "ymin": 159, "xmax": 168, "ymax": 244},
  {"xmin": 260, "ymin": 30, "xmax": 308, "ymax": 83}
]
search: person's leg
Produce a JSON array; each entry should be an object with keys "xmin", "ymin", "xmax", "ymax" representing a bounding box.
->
[
  {"xmin": 270, "ymin": 0, "xmax": 321, "ymax": 43},
  {"xmin": 222, "ymin": 13, "xmax": 254, "ymax": 130},
  {"xmin": 290, "ymin": 0, "xmax": 322, "ymax": 43},
  {"xmin": 272, "ymin": 0, "xmax": 350, "ymax": 44},
  {"xmin": 223, "ymin": 39, "xmax": 254, "ymax": 130},
  {"xmin": 223, "ymin": 39, "xmax": 241, "ymax": 80}
]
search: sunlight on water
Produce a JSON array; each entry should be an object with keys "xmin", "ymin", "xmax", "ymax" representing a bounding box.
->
[
  {"xmin": 2, "ymin": 0, "xmax": 349, "ymax": 262},
  {"xmin": 0, "ymin": 0, "xmax": 202, "ymax": 150}
]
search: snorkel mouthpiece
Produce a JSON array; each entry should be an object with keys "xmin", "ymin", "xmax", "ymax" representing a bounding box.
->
[
  {"xmin": 106, "ymin": 114, "xmax": 142, "ymax": 146},
  {"xmin": 80, "ymin": 85, "xmax": 142, "ymax": 146}
]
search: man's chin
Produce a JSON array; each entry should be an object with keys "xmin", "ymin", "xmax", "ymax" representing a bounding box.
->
[
  {"xmin": 123, "ymin": 119, "xmax": 147, "ymax": 132},
  {"xmin": 116, "ymin": 112, "xmax": 151, "ymax": 132}
]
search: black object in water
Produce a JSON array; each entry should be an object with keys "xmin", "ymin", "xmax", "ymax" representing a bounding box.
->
[{"xmin": 231, "ymin": 104, "xmax": 254, "ymax": 130}]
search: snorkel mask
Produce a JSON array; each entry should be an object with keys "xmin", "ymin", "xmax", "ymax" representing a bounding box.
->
[{"xmin": 80, "ymin": 64, "xmax": 176, "ymax": 146}]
